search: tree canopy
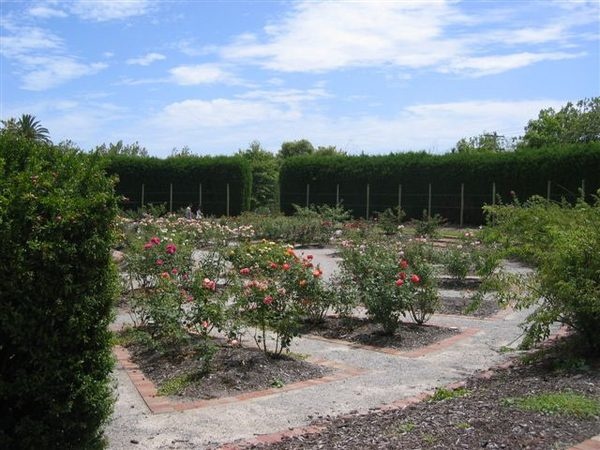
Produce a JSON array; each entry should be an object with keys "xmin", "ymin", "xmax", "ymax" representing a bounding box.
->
[
  {"xmin": 92, "ymin": 140, "xmax": 148, "ymax": 157},
  {"xmin": 519, "ymin": 97, "xmax": 600, "ymax": 149},
  {"xmin": 1, "ymin": 114, "xmax": 51, "ymax": 144}
]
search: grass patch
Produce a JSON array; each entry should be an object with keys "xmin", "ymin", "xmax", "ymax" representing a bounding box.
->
[
  {"xmin": 503, "ymin": 392, "xmax": 600, "ymax": 418},
  {"xmin": 387, "ymin": 421, "xmax": 416, "ymax": 436},
  {"xmin": 157, "ymin": 373, "xmax": 196, "ymax": 396},
  {"xmin": 430, "ymin": 386, "xmax": 470, "ymax": 402}
]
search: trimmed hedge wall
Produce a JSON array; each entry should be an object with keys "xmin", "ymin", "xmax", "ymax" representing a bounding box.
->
[
  {"xmin": 0, "ymin": 136, "xmax": 118, "ymax": 448},
  {"xmin": 279, "ymin": 144, "xmax": 600, "ymax": 224},
  {"xmin": 104, "ymin": 156, "xmax": 252, "ymax": 215}
]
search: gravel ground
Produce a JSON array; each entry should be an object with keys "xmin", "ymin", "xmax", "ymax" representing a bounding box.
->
[{"xmin": 249, "ymin": 338, "xmax": 600, "ymax": 450}]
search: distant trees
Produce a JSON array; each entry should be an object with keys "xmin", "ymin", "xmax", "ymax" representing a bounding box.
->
[
  {"xmin": 93, "ymin": 140, "xmax": 148, "ymax": 157},
  {"xmin": 278, "ymin": 139, "xmax": 315, "ymax": 158},
  {"xmin": 237, "ymin": 140, "xmax": 279, "ymax": 211},
  {"xmin": 1, "ymin": 114, "xmax": 51, "ymax": 144},
  {"xmin": 519, "ymin": 97, "xmax": 600, "ymax": 149},
  {"xmin": 452, "ymin": 132, "xmax": 513, "ymax": 154}
]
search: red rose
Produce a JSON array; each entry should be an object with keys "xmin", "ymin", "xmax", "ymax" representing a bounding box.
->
[
  {"xmin": 399, "ymin": 259, "xmax": 409, "ymax": 269},
  {"xmin": 410, "ymin": 274, "xmax": 421, "ymax": 284},
  {"xmin": 282, "ymin": 263, "xmax": 290, "ymax": 271},
  {"xmin": 395, "ymin": 279, "xmax": 404, "ymax": 287}
]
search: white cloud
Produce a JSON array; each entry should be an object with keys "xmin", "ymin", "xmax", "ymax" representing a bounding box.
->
[
  {"xmin": 0, "ymin": 26, "xmax": 63, "ymax": 58},
  {"xmin": 126, "ymin": 52, "xmax": 166, "ymax": 66},
  {"xmin": 68, "ymin": 0, "xmax": 152, "ymax": 21},
  {"xmin": 220, "ymin": 0, "xmax": 589, "ymax": 76},
  {"xmin": 21, "ymin": 57, "xmax": 108, "ymax": 91},
  {"xmin": 0, "ymin": 24, "xmax": 107, "ymax": 90},
  {"xmin": 445, "ymin": 52, "xmax": 583, "ymax": 77},
  {"xmin": 159, "ymin": 98, "xmax": 300, "ymax": 129},
  {"xmin": 169, "ymin": 64, "xmax": 238, "ymax": 85},
  {"xmin": 28, "ymin": 6, "xmax": 68, "ymax": 18}
]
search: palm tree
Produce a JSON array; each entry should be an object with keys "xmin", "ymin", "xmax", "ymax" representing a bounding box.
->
[
  {"xmin": 1, "ymin": 114, "xmax": 52, "ymax": 144},
  {"xmin": 17, "ymin": 114, "xmax": 51, "ymax": 144}
]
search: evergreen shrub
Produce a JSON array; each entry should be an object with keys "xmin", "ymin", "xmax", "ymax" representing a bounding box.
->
[{"xmin": 0, "ymin": 136, "xmax": 118, "ymax": 449}]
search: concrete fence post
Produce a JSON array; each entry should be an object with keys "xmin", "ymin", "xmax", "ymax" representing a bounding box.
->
[{"xmin": 141, "ymin": 183, "xmax": 145, "ymax": 207}]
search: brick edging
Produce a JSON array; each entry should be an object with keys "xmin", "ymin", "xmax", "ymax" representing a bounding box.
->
[
  {"xmin": 304, "ymin": 326, "xmax": 480, "ymax": 357},
  {"xmin": 114, "ymin": 346, "xmax": 367, "ymax": 414},
  {"xmin": 217, "ymin": 326, "xmax": 590, "ymax": 450}
]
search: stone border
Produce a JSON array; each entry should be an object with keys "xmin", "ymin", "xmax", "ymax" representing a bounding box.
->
[
  {"xmin": 304, "ymin": 326, "xmax": 480, "ymax": 357},
  {"xmin": 113, "ymin": 346, "xmax": 367, "ymax": 415}
]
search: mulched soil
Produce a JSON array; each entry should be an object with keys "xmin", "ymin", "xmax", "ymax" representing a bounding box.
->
[
  {"xmin": 125, "ymin": 336, "xmax": 331, "ymax": 401},
  {"xmin": 301, "ymin": 316, "xmax": 459, "ymax": 350},
  {"xmin": 123, "ymin": 318, "xmax": 457, "ymax": 402},
  {"xmin": 248, "ymin": 338, "xmax": 600, "ymax": 450}
]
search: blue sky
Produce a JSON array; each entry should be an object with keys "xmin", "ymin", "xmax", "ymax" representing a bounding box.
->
[{"xmin": 1, "ymin": 0, "xmax": 598, "ymax": 157}]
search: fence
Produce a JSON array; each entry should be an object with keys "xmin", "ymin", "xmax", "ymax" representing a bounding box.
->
[
  {"xmin": 284, "ymin": 179, "xmax": 592, "ymax": 226},
  {"xmin": 119, "ymin": 182, "xmax": 234, "ymax": 216}
]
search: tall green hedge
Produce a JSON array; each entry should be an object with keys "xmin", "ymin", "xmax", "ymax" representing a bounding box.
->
[
  {"xmin": 279, "ymin": 144, "xmax": 600, "ymax": 224},
  {"xmin": 104, "ymin": 156, "xmax": 252, "ymax": 215},
  {"xmin": 0, "ymin": 136, "xmax": 118, "ymax": 449}
]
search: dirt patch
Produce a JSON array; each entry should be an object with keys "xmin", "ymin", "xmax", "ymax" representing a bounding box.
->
[
  {"xmin": 438, "ymin": 293, "xmax": 502, "ymax": 317},
  {"xmin": 301, "ymin": 316, "xmax": 459, "ymax": 350},
  {"xmin": 246, "ymin": 338, "xmax": 600, "ymax": 450},
  {"xmin": 124, "ymin": 334, "xmax": 332, "ymax": 401}
]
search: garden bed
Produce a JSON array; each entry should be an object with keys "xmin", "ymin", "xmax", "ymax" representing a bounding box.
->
[
  {"xmin": 121, "ymin": 332, "xmax": 332, "ymax": 401},
  {"xmin": 249, "ymin": 337, "xmax": 600, "ymax": 450},
  {"xmin": 301, "ymin": 316, "xmax": 459, "ymax": 349}
]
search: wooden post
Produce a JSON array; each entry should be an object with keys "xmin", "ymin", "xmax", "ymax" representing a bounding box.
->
[
  {"xmin": 581, "ymin": 179, "xmax": 586, "ymax": 200},
  {"xmin": 306, "ymin": 184, "xmax": 310, "ymax": 208},
  {"xmin": 492, "ymin": 182, "xmax": 496, "ymax": 205},
  {"xmin": 366, "ymin": 183, "xmax": 370, "ymax": 219},
  {"xmin": 398, "ymin": 184, "xmax": 402, "ymax": 211},
  {"xmin": 460, "ymin": 183, "xmax": 464, "ymax": 228},
  {"xmin": 427, "ymin": 183, "xmax": 432, "ymax": 218},
  {"xmin": 199, "ymin": 183, "xmax": 202, "ymax": 210},
  {"xmin": 336, "ymin": 184, "xmax": 340, "ymax": 207},
  {"xmin": 169, "ymin": 183, "xmax": 173, "ymax": 213},
  {"xmin": 547, "ymin": 180, "xmax": 551, "ymax": 201},
  {"xmin": 141, "ymin": 183, "xmax": 145, "ymax": 207},
  {"xmin": 226, "ymin": 183, "xmax": 230, "ymax": 217}
]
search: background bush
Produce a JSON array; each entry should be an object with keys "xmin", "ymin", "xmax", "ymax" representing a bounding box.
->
[
  {"xmin": 105, "ymin": 155, "xmax": 252, "ymax": 216},
  {"xmin": 0, "ymin": 135, "xmax": 118, "ymax": 449},
  {"xmin": 279, "ymin": 143, "xmax": 600, "ymax": 224}
]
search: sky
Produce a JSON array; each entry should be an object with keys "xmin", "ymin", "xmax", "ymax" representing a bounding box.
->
[{"xmin": 1, "ymin": 0, "xmax": 599, "ymax": 157}]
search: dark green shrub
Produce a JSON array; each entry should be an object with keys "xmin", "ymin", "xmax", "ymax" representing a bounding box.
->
[
  {"xmin": 279, "ymin": 144, "xmax": 600, "ymax": 224},
  {"xmin": 0, "ymin": 136, "xmax": 118, "ymax": 449},
  {"xmin": 104, "ymin": 155, "xmax": 252, "ymax": 216}
]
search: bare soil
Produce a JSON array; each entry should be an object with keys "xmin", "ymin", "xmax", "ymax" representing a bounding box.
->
[{"xmin": 246, "ymin": 337, "xmax": 600, "ymax": 450}]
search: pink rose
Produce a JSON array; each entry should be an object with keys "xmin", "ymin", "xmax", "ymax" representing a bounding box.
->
[
  {"xmin": 166, "ymin": 243, "xmax": 177, "ymax": 254},
  {"xmin": 410, "ymin": 274, "xmax": 421, "ymax": 284},
  {"xmin": 150, "ymin": 236, "xmax": 160, "ymax": 245},
  {"xmin": 263, "ymin": 295, "xmax": 274, "ymax": 305},
  {"xmin": 143, "ymin": 242, "xmax": 153, "ymax": 250},
  {"xmin": 240, "ymin": 267, "xmax": 251, "ymax": 275},
  {"xmin": 395, "ymin": 279, "xmax": 404, "ymax": 287},
  {"xmin": 156, "ymin": 259, "xmax": 164, "ymax": 266}
]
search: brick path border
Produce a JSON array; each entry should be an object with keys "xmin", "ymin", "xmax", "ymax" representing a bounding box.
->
[
  {"xmin": 114, "ymin": 346, "xmax": 367, "ymax": 414},
  {"xmin": 304, "ymin": 326, "xmax": 480, "ymax": 357}
]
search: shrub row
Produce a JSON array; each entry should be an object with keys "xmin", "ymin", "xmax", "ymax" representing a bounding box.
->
[
  {"xmin": 279, "ymin": 143, "xmax": 600, "ymax": 224},
  {"xmin": 0, "ymin": 136, "xmax": 118, "ymax": 448},
  {"xmin": 104, "ymin": 156, "xmax": 252, "ymax": 216}
]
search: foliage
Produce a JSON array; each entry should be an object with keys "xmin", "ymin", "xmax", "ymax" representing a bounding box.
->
[
  {"xmin": 503, "ymin": 392, "xmax": 600, "ymax": 418},
  {"xmin": 104, "ymin": 154, "xmax": 252, "ymax": 215},
  {"xmin": 412, "ymin": 210, "xmax": 446, "ymax": 238},
  {"xmin": 92, "ymin": 140, "xmax": 148, "ymax": 157},
  {"xmin": 237, "ymin": 140, "xmax": 280, "ymax": 211},
  {"xmin": 452, "ymin": 131, "xmax": 514, "ymax": 154},
  {"xmin": 279, "ymin": 143, "xmax": 600, "ymax": 224},
  {"xmin": 376, "ymin": 206, "xmax": 406, "ymax": 234},
  {"xmin": 0, "ymin": 114, "xmax": 51, "ymax": 144},
  {"xmin": 228, "ymin": 242, "xmax": 334, "ymax": 354},
  {"xmin": 430, "ymin": 387, "xmax": 470, "ymax": 402},
  {"xmin": 482, "ymin": 195, "xmax": 600, "ymax": 350},
  {"xmin": 278, "ymin": 139, "xmax": 315, "ymax": 159},
  {"xmin": 519, "ymin": 97, "xmax": 600, "ymax": 149},
  {"xmin": 336, "ymin": 236, "xmax": 439, "ymax": 333},
  {"xmin": 0, "ymin": 135, "xmax": 117, "ymax": 449}
]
